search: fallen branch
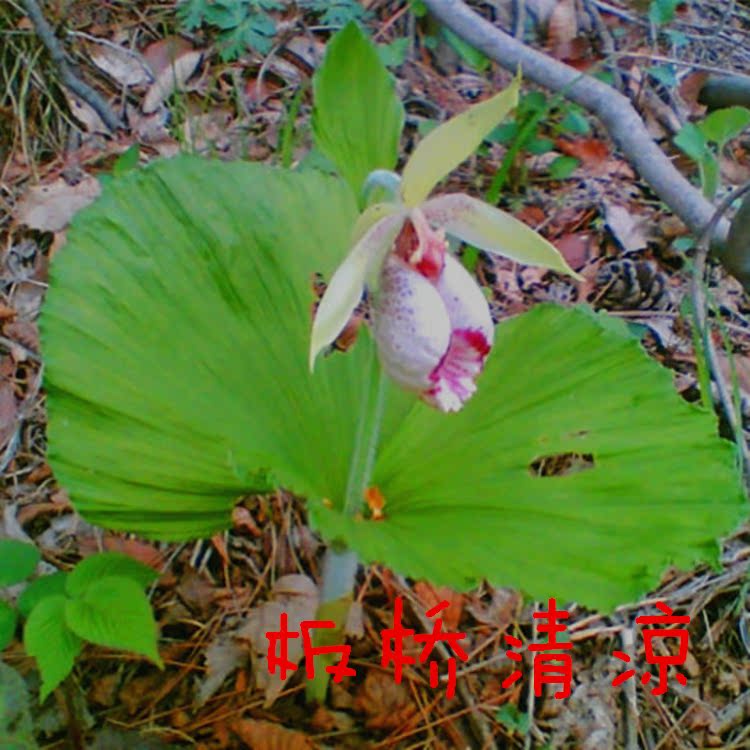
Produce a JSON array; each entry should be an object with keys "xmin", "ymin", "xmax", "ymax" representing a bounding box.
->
[
  {"xmin": 421, "ymin": 0, "xmax": 732, "ymax": 257},
  {"xmin": 20, "ymin": 0, "xmax": 123, "ymax": 133},
  {"xmin": 690, "ymin": 180, "xmax": 750, "ymax": 481}
]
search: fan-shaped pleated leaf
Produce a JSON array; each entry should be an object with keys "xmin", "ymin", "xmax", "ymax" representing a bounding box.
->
[
  {"xmin": 312, "ymin": 305, "xmax": 746, "ymax": 610},
  {"xmin": 42, "ymin": 156, "xmax": 400, "ymax": 537},
  {"xmin": 42, "ymin": 157, "xmax": 745, "ymax": 611}
]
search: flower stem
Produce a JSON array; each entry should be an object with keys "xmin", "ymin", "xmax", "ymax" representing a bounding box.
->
[{"xmin": 319, "ymin": 339, "xmax": 386, "ymax": 605}]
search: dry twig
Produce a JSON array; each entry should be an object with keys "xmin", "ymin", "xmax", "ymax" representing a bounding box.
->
[
  {"xmin": 420, "ymin": 0, "xmax": 733, "ymax": 258},
  {"xmin": 690, "ymin": 180, "xmax": 750, "ymax": 481},
  {"xmin": 20, "ymin": 0, "xmax": 123, "ymax": 133}
]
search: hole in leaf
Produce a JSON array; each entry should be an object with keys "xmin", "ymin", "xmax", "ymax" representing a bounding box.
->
[{"xmin": 528, "ymin": 452, "xmax": 595, "ymax": 478}]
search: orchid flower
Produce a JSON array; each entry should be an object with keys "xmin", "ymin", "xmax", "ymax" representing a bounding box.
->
[{"xmin": 310, "ymin": 75, "xmax": 579, "ymax": 412}]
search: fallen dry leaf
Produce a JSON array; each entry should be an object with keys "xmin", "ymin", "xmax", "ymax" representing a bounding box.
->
[
  {"xmin": 353, "ymin": 669, "xmax": 418, "ymax": 730},
  {"xmin": 555, "ymin": 137, "xmax": 610, "ymax": 171},
  {"xmin": 603, "ymin": 202, "xmax": 650, "ymax": 254},
  {"xmin": 3, "ymin": 320, "xmax": 39, "ymax": 353},
  {"xmin": 142, "ymin": 37, "xmax": 203, "ymax": 114},
  {"xmin": 63, "ymin": 88, "xmax": 110, "ymax": 134},
  {"xmin": 198, "ymin": 574, "xmax": 318, "ymax": 706},
  {"xmin": 553, "ymin": 232, "xmax": 596, "ymax": 270},
  {"xmin": 0, "ymin": 379, "xmax": 18, "ymax": 449},
  {"xmin": 413, "ymin": 582, "xmax": 464, "ymax": 631},
  {"xmin": 89, "ymin": 40, "xmax": 152, "ymax": 88},
  {"xmin": 547, "ymin": 0, "xmax": 579, "ymax": 59},
  {"xmin": 231, "ymin": 719, "xmax": 314, "ymax": 750},
  {"xmin": 15, "ymin": 176, "xmax": 101, "ymax": 232}
]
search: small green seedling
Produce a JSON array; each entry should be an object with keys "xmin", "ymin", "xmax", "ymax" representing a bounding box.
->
[
  {"xmin": 485, "ymin": 90, "xmax": 590, "ymax": 199},
  {"xmin": 674, "ymin": 106, "xmax": 750, "ymax": 198},
  {"xmin": 0, "ymin": 541, "xmax": 162, "ymax": 702}
]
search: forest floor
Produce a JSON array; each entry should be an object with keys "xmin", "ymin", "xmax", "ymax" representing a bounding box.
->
[{"xmin": 2, "ymin": 0, "xmax": 750, "ymax": 748}]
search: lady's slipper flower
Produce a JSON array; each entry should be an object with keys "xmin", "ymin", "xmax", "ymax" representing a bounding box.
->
[{"xmin": 310, "ymin": 75, "xmax": 579, "ymax": 412}]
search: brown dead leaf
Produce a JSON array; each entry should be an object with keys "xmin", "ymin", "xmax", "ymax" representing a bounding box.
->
[
  {"xmin": 231, "ymin": 720, "xmax": 314, "ymax": 750},
  {"xmin": 16, "ymin": 176, "xmax": 101, "ymax": 232},
  {"xmin": 555, "ymin": 137, "xmax": 610, "ymax": 172},
  {"xmin": 63, "ymin": 89, "xmax": 109, "ymax": 134},
  {"xmin": 198, "ymin": 574, "xmax": 318, "ymax": 706},
  {"xmin": 603, "ymin": 202, "xmax": 650, "ymax": 253},
  {"xmin": 547, "ymin": 0, "xmax": 580, "ymax": 59},
  {"xmin": 3, "ymin": 320, "xmax": 39, "ymax": 353},
  {"xmin": 142, "ymin": 37, "xmax": 203, "ymax": 114},
  {"xmin": 89, "ymin": 40, "xmax": 152, "ymax": 88},
  {"xmin": 0, "ymin": 304, "xmax": 16, "ymax": 322},
  {"xmin": 553, "ymin": 232, "xmax": 595, "ymax": 270},
  {"xmin": 413, "ymin": 582, "xmax": 463, "ymax": 631},
  {"xmin": 353, "ymin": 669, "xmax": 418, "ymax": 730},
  {"xmin": 467, "ymin": 587, "xmax": 522, "ymax": 630},
  {"xmin": 0, "ymin": 380, "xmax": 17, "ymax": 449}
]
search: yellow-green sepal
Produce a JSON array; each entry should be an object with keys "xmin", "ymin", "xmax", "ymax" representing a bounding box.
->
[
  {"xmin": 423, "ymin": 193, "xmax": 581, "ymax": 278},
  {"xmin": 400, "ymin": 71, "xmax": 522, "ymax": 208}
]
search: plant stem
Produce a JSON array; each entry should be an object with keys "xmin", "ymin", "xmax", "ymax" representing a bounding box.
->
[{"xmin": 319, "ymin": 340, "xmax": 386, "ymax": 605}]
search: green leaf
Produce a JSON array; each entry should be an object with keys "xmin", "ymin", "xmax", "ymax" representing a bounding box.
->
[
  {"xmin": 559, "ymin": 108, "xmax": 590, "ymax": 135},
  {"xmin": 647, "ymin": 64, "xmax": 677, "ymax": 88},
  {"xmin": 16, "ymin": 573, "xmax": 68, "ymax": 618},
  {"xmin": 526, "ymin": 137, "xmax": 555, "ymax": 155},
  {"xmin": 113, "ymin": 144, "xmax": 140, "ymax": 177},
  {"xmin": 0, "ymin": 662, "xmax": 38, "ymax": 749},
  {"xmin": 64, "ymin": 576, "xmax": 161, "ymax": 666},
  {"xmin": 66, "ymin": 553, "xmax": 158, "ymax": 597},
  {"xmin": 376, "ymin": 38, "xmax": 409, "ymax": 68},
  {"xmin": 700, "ymin": 152, "xmax": 720, "ymax": 199},
  {"xmin": 649, "ymin": 0, "xmax": 680, "ymax": 25},
  {"xmin": 699, "ymin": 106, "xmax": 750, "ymax": 149},
  {"xmin": 441, "ymin": 28, "xmax": 489, "ymax": 72},
  {"xmin": 548, "ymin": 155, "xmax": 579, "ymax": 179},
  {"xmin": 496, "ymin": 704, "xmax": 530, "ymax": 734},
  {"xmin": 24, "ymin": 595, "xmax": 82, "ymax": 702},
  {"xmin": 0, "ymin": 541, "xmax": 40, "ymax": 587},
  {"xmin": 0, "ymin": 601, "xmax": 16, "ymax": 650},
  {"xmin": 42, "ymin": 156, "xmax": 380, "ymax": 536},
  {"xmin": 401, "ymin": 73, "xmax": 521, "ymax": 207},
  {"xmin": 42, "ymin": 157, "xmax": 745, "ymax": 612},
  {"xmin": 312, "ymin": 22, "xmax": 404, "ymax": 201},
  {"xmin": 312, "ymin": 305, "xmax": 745, "ymax": 612},
  {"xmin": 674, "ymin": 122, "xmax": 708, "ymax": 162}
]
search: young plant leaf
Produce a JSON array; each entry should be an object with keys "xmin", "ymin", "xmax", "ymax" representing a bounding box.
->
[
  {"xmin": 64, "ymin": 576, "xmax": 162, "ymax": 666},
  {"xmin": 674, "ymin": 122, "xmax": 708, "ymax": 162},
  {"xmin": 312, "ymin": 22, "xmax": 404, "ymax": 201},
  {"xmin": 0, "ymin": 662, "xmax": 37, "ymax": 749},
  {"xmin": 0, "ymin": 601, "xmax": 16, "ymax": 650},
  {"xmin": 24, "ymin": 595, "xmax": 82, "ymax": 702},
  {"xmin": 17, "ymin": 572, "xmax": 68, "ymax": 618},
  {"xmin": 401, "ymin": 74, "xmax": 521, "ymax": 207},
  {"xmin": 699, "ymin": 106, "xmax": 750, "ymax": 149},
  {"xmin": 0, "ymin": 541, "xmax": 40, "ymax": 587},
  {"xmin": 311, "ymin": 304, "xmax": 745, "ymax": 611},
  {"xmin": 65, "ymin": 552, "xmax": 158, "ymax": 597}
]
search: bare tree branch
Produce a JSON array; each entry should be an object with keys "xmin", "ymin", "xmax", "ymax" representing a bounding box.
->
[
  {"xmin": 20, "ymin": 0, "xmax": 123, "ymax": 133},
  {"xmin": 421, "ymin": 0, "xmax": 734, "ymax": 261}
]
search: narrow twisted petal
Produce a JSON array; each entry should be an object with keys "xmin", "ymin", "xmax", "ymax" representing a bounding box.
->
[
  {"xmin": 372, "ymin": 257, "xmax": 451, "ymax": 392},
  {"xmin": 425, "ymin": 255, "xmax": 494, "ymax": 412},
  {"xmin": 309, "ymin": 212, "xmax": 405, "ymax": 369}
]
